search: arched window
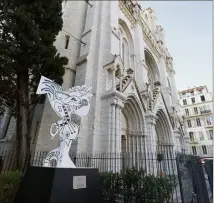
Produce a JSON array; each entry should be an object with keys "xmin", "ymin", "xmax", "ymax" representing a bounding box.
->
[
  {"xmin": 167, "ymin": 78, "xmax": 172, "ymax": 94},
  {"xmin": 146, "ymin": 62, "xmax": 153, "ymax": 85},
  {"xmin": 118, "ymin": 20, "xmax": 134, "ymax": 70},
  {"xmin": 122, "ymin": 38, "xmax": 129, "ymax": 68},
  {"xmin": 118, "ymin": 30, "xmax": 121, "ymax": 56},
  {"xmin": 167, "ymin": 78, "xmax": 173, "ymax": 106}
]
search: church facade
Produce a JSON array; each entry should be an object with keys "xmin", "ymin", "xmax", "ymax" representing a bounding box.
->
[{"xmin": 0, "ymin": 1, "xmax": 190, "ymax": 159}]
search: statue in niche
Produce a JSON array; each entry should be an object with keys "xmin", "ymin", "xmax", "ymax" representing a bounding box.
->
[{"xmin": 36, "ymin": 76, "xmax": 92, "ymax": 168}]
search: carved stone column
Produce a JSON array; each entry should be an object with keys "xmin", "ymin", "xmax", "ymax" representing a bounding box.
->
[
  {"xmin": 170, "ymin": 71, "xmax": 179, "ymax": 107},
  {"xmin": 112, "ymin": 68, "xmax": 116, "ymax": 91},
  {"xmin": 145, "ymin": 112, "xmax": 158, "ymax": 174},
  {"xmin": 101, "ymin": 91, "xmax": 126, "ymax": 171},
  {"xmin": 173, "ymin": 128, "xmax": 182, "ymax": 153},
  {"xmin": 110, "ymin": 103, "xmax": 116, "ymax": 153},
  {"xmin": 158, "ymin": 57, "xmax": 171, "ymax": 112},
  {"xmin": 183, "ymin": 135, "xmax": 190, "ymax": 154}
]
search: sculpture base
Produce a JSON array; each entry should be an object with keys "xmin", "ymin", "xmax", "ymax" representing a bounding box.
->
[{"xmin": 14, "ymin": 166, "xmax": 103, "ymax": 203}]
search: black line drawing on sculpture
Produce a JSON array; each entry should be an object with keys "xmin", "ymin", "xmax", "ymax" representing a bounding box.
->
[{"xmin": 36, "ymin": 76, "xmax": 92, "ymax": 168}]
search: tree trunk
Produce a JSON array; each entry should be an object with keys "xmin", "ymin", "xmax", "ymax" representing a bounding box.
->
[
  {"xmin": 15, "ymin": 74, "xmax": 21, "ymax": 169},
  {"xmin": 16, "ymin": 71, "xmax": 30, "ymax": 171}
]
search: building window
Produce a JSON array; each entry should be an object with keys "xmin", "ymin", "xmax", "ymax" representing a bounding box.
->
[
  {"xmin": 207, "ymin": 117, "xmax": 212, "ymax": 125},
  {"xmin": 196, "ymin": 118, "xmax": 201, "ymax": 127},
  {"xmin": 199, "ymin": 105, "xmax": 211, "ymax": 114},
  {"xmin": 187, "ymin": 120, "xmax": 192, "ymax": 128},
  {"xmin": 189, "ymin": 132, "xmax": 194, "ymax": 141},
  {"xmin": 194, "ymin": 107, "xmax": 198, "ymax": 114},
  {"xmin": 185, "ymin": 109, "xmax": 189, "ymax": 116},
  {"xmin": 200, "ymin": 95, "xmax": 205, "ymax": 102},
  {"xmin": 65, "ymin": 35, "xmax": 70, "ymax": 49},
  {"xmin": 183, "ymin": 99, "xmax": 187, "ymax": 105},
  {"xmin": 199, "ymin": 131, "xmax": 204, "ymax": 141},
  {"xmin": 208, "ymin": 130, "xmax": 213, "ymax": 140},
  {"xmin": 190, "ymin": 91, "xmax": 194, "ymax": 96},
  {"xmin": 202, "ymin": 145, "xmax": 207, "ymax": 155},
  {"xmin": 192, "ymin": 146, "xmax": 197, "ymax": 155},
  {"xmin": 191, "ymin": 97, "xmax": 195, "ymax": 104}
]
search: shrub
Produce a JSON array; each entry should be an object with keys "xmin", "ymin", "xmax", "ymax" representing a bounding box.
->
[
  {"xmin": 100, "ymin": 167, "xmax": 178, "ymax": 203},
  {"xmin": 100, "ymin": 171, "xmax": 122, "ymax": 202},
  {"xmin": 120, "ymin": 167, "xmax": 145, "ymax": 202},
  {"xmin": 141, "ymin": 175, "xmax": 178, "ymax": 203},
  {"xmin": 0, "ymin": 171, "xmax": 22, "ymax": 203}
]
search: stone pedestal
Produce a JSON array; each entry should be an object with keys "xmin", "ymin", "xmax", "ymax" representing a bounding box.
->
[{"xmin": 14, "ymin": 166, "xmax": 103, "ymax": 203}]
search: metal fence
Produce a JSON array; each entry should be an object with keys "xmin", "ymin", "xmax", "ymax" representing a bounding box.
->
[
  {"xmin": 0, "ymin": 149, "xmax": 179, "ymax": 173},
  {"xmin": 0, "ymin": 149, "xmax": 183, "ymax": 203},
  {"xmin": 1, "ymin": 150, "xmax": 213, "ymax": 203}
]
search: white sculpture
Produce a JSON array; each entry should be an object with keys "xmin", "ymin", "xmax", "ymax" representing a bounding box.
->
[{"xmin": 36, "ymin": 76, "xmax": 92, "ymax": 168}]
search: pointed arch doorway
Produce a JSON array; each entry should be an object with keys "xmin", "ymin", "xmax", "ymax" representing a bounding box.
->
[
  {"xmin": 155, "ymin": 109, "xmax": 174, "ymax": 174},
  {"xmin": 120, "ymin": 95, "xmax": 145, "ymax": 169}
]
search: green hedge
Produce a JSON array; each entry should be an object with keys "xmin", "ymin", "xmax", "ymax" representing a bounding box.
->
[
  {"xmin": 0, "ymin": 168, "xmax": 177, "ymax": 203},
  {"xmin": 101, "ymin": 167, "xmax": 178, "ymax": 203},
  {"xmin": 0, "ymin": 171, "xmax": 21, "ymax": 203}
]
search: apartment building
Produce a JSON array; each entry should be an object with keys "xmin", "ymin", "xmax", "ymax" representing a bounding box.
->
[{"xmin": 179, "ymin": 86, "xmax": 213, "ymax": 157}]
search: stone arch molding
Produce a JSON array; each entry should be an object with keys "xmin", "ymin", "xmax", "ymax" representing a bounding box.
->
[
  {"xmin": 122, "ymin": 93, "xmax": 145, "ymax": 136},
  {"xmin": 154, "ymin": 106, "xmax": 173, "ymax": 145},
  {"xmin": 144, "ymin": 48, "xmax": 160, "ymax": 84}
]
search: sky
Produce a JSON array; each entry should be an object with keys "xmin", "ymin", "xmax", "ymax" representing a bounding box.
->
[{"xmin": 140, "ymin": 1, "xmax": 212, "ymax": 92}]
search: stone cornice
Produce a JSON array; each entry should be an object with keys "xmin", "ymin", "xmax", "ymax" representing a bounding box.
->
[
  {"xmin": 143, "ymin": 33, "xmax": 161, "ymax": 59},
  {"xmin": 128, "ymin": 132, "xmax": 145, "ymax": 137},
  {"xmin": 101, "ymin": 90, "xmax": 127, "ymax": 102},
  {"xmin": 139, "ymin": 15, "xmax": 174, "ymax": 72},
  {"xmin": 119, "ymin": 1, "xmax": 137, "ymax": 28},
  {"xmin": 145, "ymin": 111, "xmax": 158, "ymax": 125},
  {"xmin": 139, "ymin": 17, "xmax": 161, "ymax": 59}
]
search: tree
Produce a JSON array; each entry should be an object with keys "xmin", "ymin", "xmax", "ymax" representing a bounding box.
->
[{"xmin": 0, "ymin": 0, "xmax": 68, "ymax": 169}]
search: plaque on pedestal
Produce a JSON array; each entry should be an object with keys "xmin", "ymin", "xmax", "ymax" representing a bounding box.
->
[{"xmin": 14, "ymin": 166, "xmax": 103, "ymax": 203}]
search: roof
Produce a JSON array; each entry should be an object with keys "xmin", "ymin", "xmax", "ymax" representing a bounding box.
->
[{"xmin": 178, "ymin": 85, "xmax": 208, "ymax": 93}]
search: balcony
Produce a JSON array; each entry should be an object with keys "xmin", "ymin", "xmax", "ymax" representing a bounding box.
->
[
  {"xmin": 205, "ymin": 124, "xmax": 213, "ymax": 129},
  {"xmin": 200, "ymin": 109, "xmax": 211, "ymax": 114},
  {"xmin": 190, "ymin": 140, "xmax": 198, "ymax": 144}
]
